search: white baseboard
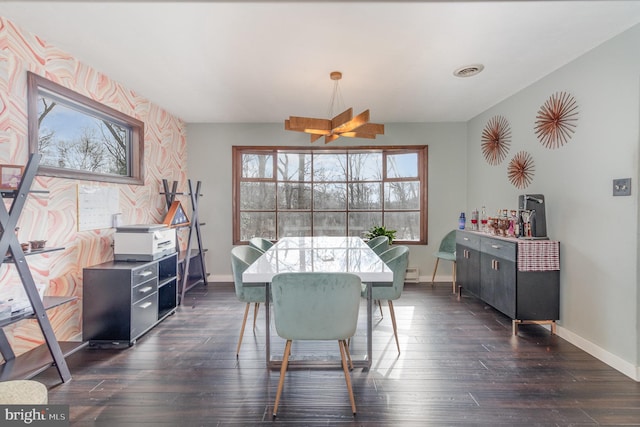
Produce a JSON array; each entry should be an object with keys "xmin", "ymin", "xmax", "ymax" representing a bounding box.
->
[
  {"xmin": 422, "ymin": 274, "xmax": 454, "ymax": 284},
  {"xmin": 557, "ymin": 325, "xmax": 639, "ymax": 381},
  {"xmin": 210, "ymin": 274, "xmax": 234, "ymax": 283}
]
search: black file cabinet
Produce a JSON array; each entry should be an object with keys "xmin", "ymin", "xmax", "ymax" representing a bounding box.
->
[{"xmin": 83, "ymin": 253, "xmax": 178, "ymax": 346}]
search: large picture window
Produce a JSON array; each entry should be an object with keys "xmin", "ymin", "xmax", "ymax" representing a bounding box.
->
[{"xmin": 233, "ymin": 146, "xmax": 428, "ymax": 244}]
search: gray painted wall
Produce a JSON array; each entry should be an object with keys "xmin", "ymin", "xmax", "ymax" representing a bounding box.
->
[
  {"xmin": 187, "ymin": 23, "xmax": 640, "ymax": 380},
  {"xmin": 186, "ymin": 122, "xmax": 467, "ymax": 285},
  {"xmin": 466, "ymin": 24, "xmax": 640, "ymax": 378}
]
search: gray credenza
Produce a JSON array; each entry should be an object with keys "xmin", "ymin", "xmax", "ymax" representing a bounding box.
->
[
  {"xmin": 456, "ymin": 230, "xmax": 560, "ymax": 334},
  {"xmin": 83, "ymin": 252, "xmax": 178, "ymax": 346}
]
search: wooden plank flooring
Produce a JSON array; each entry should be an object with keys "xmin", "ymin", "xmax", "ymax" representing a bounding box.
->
[{"xmin": 34, "ymin": 282, "xmax": 640, "ymax": 426}]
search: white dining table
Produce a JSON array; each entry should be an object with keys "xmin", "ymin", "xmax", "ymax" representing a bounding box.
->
[{"xmin": 242, "ymin": 236, "xmax": 393, "ymax": 369}]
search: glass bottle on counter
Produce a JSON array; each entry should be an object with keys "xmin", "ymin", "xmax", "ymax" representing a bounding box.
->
[
  {"xmin": 458, "ymin": 212, "xmax": 466, "ymax": 230},
  {"xmin": 480, "ymin": 206, "xmax": 487, "ymax": 232}
]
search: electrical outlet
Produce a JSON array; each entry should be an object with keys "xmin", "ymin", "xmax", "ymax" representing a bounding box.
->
[{"xmin": 613, "ymin": 178, "xmax": 631, "ymax": 196}]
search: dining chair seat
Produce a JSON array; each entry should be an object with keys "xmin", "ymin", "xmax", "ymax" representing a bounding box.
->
[{"xmin": 271, "ymin": 272, "xmax": 362, "ymax": 417}]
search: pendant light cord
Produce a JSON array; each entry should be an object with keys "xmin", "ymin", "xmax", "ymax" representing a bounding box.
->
[{"xmin": 327, "ymin": 79, "xmax": 345, "ymax": 119}]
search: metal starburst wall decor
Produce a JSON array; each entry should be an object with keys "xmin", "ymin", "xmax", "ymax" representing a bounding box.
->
[
  {"xmin": 481, "ymin": 115, "xmax": 511, "ymax": 165},
  {"xmin": 534, "ymin": 91, "xmax": 578, "ymax": 149},
  {"xmin": 508, "ymin": 151, "xmax": 535, "ymax": 189}
]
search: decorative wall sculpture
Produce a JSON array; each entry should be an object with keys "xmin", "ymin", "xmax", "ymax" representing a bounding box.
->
[
  {"xmin": 507, "ymin": 151, "xmax": 535, "ymax": 189},
  {"xmin": 534, "ymin": 91, "xmax": 578, "ymax": 149},
  {"xmin": 481, "ymin": 115, "xmax": 511, "ymax": 165}
]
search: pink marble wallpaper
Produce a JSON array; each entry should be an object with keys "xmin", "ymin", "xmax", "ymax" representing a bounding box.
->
[{"xmin": 0, "ymin": 17, "xmax": 188, "ymax": 356}]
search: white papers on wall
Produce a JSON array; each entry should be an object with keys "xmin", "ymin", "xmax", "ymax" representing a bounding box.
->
[{"xmin": 77, "ymin": 185, "xmax": 119, "ymax": 231}]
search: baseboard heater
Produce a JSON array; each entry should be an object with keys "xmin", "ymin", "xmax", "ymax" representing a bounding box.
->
[{"xmin": 405, "ymin": 267, "xmax": 419, "ymax": 283}]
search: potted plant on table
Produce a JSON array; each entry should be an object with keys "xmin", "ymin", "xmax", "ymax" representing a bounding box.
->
[{"xmin": 364, "ymin": 225, "xmax": 397, "ymax": 245}]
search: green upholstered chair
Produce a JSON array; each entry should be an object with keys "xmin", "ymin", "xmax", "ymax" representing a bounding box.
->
[
  {"xmin": 364, "ymin": 245, "xmax": 409, "ymax": 354},
  {"xmin": 271, "ymin": 272, "xmax": 362, "ymax": 417},
  {"xmin": 230, "ymin": 245, "xmax": 266, "ymax": 357},
  {"xmin": 248, "ymin": 237, "xmax": 274, "ymax": 253},
  {"xmin": 366, "ymin": 235, "xmax": 390, "ymax": 255},
  {"xmin": 365, "ymin": 235, "xmax": 390, "ymax": 316},
  {"xmin": 431, "ymin": 230, "xmax": 457, "ymax": 293}
]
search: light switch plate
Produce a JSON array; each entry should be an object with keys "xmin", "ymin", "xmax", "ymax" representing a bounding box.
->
[{"xmin": 613, "ymin": 178, "xmax": 631, "ymax": 196}]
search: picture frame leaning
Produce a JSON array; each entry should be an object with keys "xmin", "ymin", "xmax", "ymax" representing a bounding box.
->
[
  {"xmin": 0, "ymin": 164, "xmax": 24, "ymax": 191},
  {"xmin": 163, "ymin": 201, "xmax": 190, "ymax": 228}
]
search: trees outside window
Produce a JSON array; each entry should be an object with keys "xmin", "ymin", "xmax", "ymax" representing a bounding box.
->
[
  {"xmin": 233, "ymin": 146, "xmax": 428, "ymax": 244},
  {"xmin": 28, "ymin": 72, "xmax": 144, "ymax": 185}
]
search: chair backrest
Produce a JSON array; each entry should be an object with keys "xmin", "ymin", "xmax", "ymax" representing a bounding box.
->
[
  {"xmin": 378, "ymin": 245, "xmax": 410, "ymax": 299},
  {"xmin": 230, "ymin": 245, "xmax": 264, "ymax": 300},
  {"xmin": 439, "ymin": 230, "xmax": 457, "ymax": 254},
  {"xmin": 248, "ymin": 237, "xmax": 274, "ymax": 252},
  {"xmin": 367, "ymin": 235, "xmax": 389, "ymax": 255},
  {"xmin": 271, "ymin": 272, "xmax": 362, "ymax": 341}
]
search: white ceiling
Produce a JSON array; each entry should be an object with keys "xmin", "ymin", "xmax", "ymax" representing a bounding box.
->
[{"xmin": 1, "ymin": 1, "xmax": 640, "ymax": 124}]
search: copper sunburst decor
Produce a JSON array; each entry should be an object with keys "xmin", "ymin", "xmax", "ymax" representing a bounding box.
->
[
  {"xmin": 481, "ymin": 115, "xmax": 511, "ymax": 165},
  {"xmin": 508, "ymin": 151, "xmax": 535, "ymax": 189},
  {"xmin": 534, "ymin": 91, "xmax": 578, "ymax": 149}
]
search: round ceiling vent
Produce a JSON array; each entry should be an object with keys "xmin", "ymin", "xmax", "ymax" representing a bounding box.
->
[{"xmin": 453, "ymin": 64, "xmax": 485, "ymax": 78}]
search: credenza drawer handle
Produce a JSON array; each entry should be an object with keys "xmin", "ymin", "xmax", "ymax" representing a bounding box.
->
[
  {"xmin": 463, "ymin": 237, "xmax": 469, "ymax": 241},
  {"xmin": 139, "ymin": 271, "xmax": 153, "ymax": 277},
  {"xmin": 491, "ymin": 244, "xmax": 500, "ymax": 249},
  {"xmin": 138, "ymin": 302, "xmax": 153, "ymax": 309},
  {"xmin": 138, "ymin": 286, "xmax": 153, "ymax": 294}
]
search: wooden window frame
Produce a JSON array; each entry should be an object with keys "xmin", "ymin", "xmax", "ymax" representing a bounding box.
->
[
  {"xmin": 233, "ymin": 145, "xmax": 428, "ymax": 245},
  {"xmin": 27, "ymin": 71, "xmax": 144, "ymax": 185}
]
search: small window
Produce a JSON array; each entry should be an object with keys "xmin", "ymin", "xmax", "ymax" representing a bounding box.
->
[{"xmin": 27, "ymin": 72, "xmax": 144, "ymax": 185}]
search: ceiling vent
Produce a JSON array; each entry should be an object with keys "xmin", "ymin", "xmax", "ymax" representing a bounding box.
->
[{"xmin": 453, "ymin": 64, "xmax": 485, "ymax": 78}]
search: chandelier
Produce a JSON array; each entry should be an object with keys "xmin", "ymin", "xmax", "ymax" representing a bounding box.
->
[{"xmin": 284, "ymin": 71, "xmax": 384, "ymax": 144}]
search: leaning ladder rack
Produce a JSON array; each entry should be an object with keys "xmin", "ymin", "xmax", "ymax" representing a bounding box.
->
[
  {"xmin": 161, "ymin": 179, "xmax": 209, "ymax": 304},
  {"xmin": 0, "ymin": 153, "xmax": 86, "ymax": 383}
]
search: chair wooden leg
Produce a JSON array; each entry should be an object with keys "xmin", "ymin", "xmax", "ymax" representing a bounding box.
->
[
  {"xmin": 452, "ymin": 261, "xmax": 457, "ymax": 294},
  {"xmin": 387, "ymin": 300, "xmax": 400, "ymax": 354},
  {"xmin": 342, "ymin": 339, "xmax": 353, "ymax": 370},
  {"xmin": 252, "ymin": 302, "xmax": 260, "ymax": 330},
  {"xmin": 339, "ymin": 340, "xmax": 357, "ymax": 415},
  {"xmin": 431, "ymin": 258, "xmax": 440, "ymax": 287},
  {"xmin": 236, "ymin": 303, "xmax": 251, "ymax": 357},
  {"xmin": 377, "ymin": 300, "xmax": 383, "ymax": 318},
  {"xmin": 273, "ymin": 340, "xmax": 292, "ymax": 418}
]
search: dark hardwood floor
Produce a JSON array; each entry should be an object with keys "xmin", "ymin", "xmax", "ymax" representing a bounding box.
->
[{"xmin": 35, "ymin": 282, "xmax": 640, "ymax": 426}]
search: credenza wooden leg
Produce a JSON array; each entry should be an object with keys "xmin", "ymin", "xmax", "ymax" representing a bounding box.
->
[{"xmin": 513, "ymin": 319, "xmax": 557, "ymax": 336}]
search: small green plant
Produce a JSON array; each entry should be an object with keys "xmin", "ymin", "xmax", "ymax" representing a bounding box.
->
[{"xmin": 365, "ymin": 225, "xmax": 397, "ymax": 245}]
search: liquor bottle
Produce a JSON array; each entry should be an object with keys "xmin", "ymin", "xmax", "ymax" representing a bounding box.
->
[{"xmin": 480, "ymin": 206, "xmax": 487, "ymax": 232}]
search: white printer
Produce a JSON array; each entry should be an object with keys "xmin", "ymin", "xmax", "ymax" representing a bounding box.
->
[{"xmin": 114, "ymin": 224, "xmax": 176, "ymax": 261}]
